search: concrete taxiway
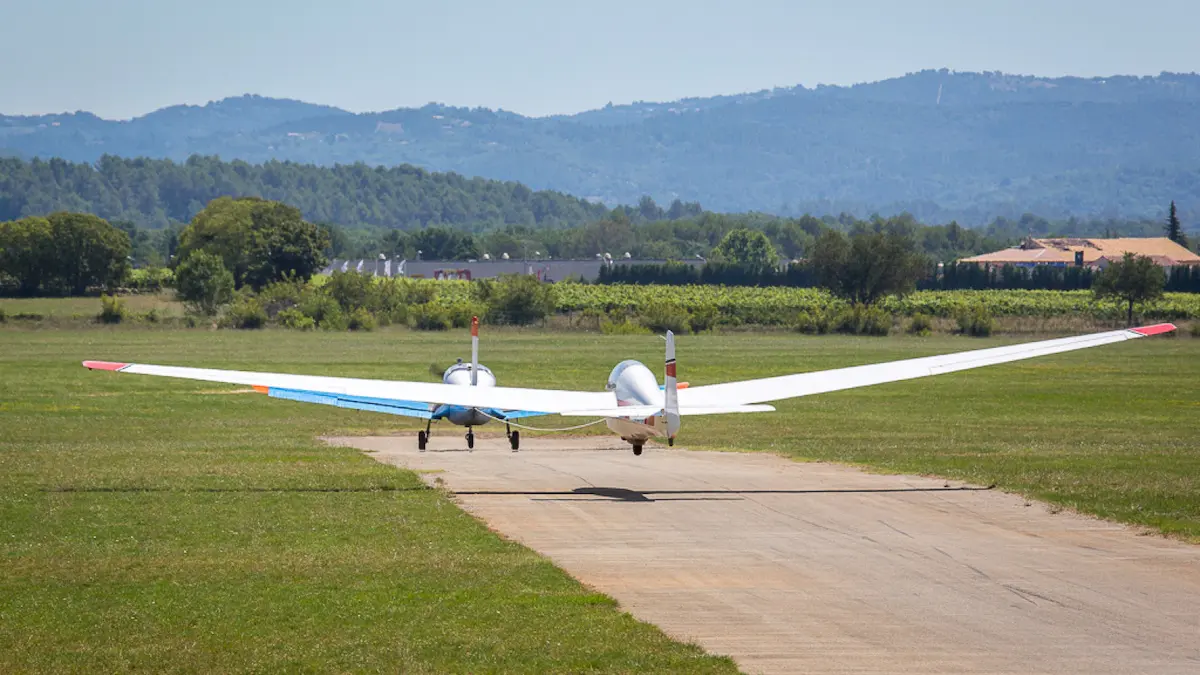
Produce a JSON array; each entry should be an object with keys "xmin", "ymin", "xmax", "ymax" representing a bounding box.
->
[{"xmin": 332, "ymin": 435, "xmax": 1200, "ymax": 675}]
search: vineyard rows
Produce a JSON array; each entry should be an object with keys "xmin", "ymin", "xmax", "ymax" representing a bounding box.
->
[{"xmin": 418, "ymin": 281, "xmax": 1200, "ymax": 321}]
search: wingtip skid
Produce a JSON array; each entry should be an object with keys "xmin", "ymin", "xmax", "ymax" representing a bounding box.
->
[
  {"xmin": 1129, "ymin": 323, "xmax": 1177, "ymax": 337},
  {"xmin": 82, "ymin": 360, "xmax": 129, "ymax": 371}
]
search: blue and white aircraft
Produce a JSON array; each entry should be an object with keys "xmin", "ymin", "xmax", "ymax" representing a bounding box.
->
[{"xmin": 83, "ymin": 322, "xmax": 1177, "ymax": 456}]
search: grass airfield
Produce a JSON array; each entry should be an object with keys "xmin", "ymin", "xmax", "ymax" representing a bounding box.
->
[{"xmin": 0, "ymin": 326, "xmax": 1197, "ymax": 672}]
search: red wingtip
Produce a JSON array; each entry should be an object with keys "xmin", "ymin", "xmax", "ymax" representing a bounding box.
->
[
  {"xmin": 471, "ymin": 315, "xmax": 479, "ymax": 337},
  {"xmin": 82, "ymin": 360, "xmax": 129, "ymax": 371},
  {"xmin": 1129, "ymin": 323, "xmax": 1177, "ymax": 337}
]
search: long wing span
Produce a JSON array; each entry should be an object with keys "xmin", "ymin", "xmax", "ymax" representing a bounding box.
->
[
  {"xmin": 678, "ymin": 323, "xmax": 1177, "ymax": 408},
  {"xmin": 81, "ymin": 361, "xmax": 613, "ymax": 416},
  {"xmin": 82, "ymin": 323, "xmax": 1174, "ymax": 419},
  {"xmin": 563, "ymin": 404, "xmax": 776, "ymax": 418}
]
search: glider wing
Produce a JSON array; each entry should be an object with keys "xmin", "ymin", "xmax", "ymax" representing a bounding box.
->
[
  {"xmin": 81, "ymin": 361, "xmax": 613, "ymax": 416},
  {"xmin": 678, "ymin": 323, "xmax": 1177, "ymax": 408}
]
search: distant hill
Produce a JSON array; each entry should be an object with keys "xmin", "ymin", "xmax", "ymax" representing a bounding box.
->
[
  {"xmin": 4, "ymin": 71, "xmax": 1200, "ymax": 223},
  {"xmin": 0, "ymin": 155, "xmax": 609, "ymax": 229}
]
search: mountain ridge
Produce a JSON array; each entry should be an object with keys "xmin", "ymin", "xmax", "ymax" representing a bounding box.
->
[{"xmin": 4, "ymin": 70, "xmax": 1200, "ymax": 223}]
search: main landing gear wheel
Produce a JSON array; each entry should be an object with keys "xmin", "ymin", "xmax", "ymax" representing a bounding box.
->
[
  {"xmin": 466, "ymin": 430, "xmax": 475, "ymax": 450},
  {"xmin": 417, "ymin": 431, "xmax": 428, "ymax": 452},
  {"xmin": 509, "ymin": 430, "xmax": 520, "ymax": 452},
  {"xmin": 632, "ymin": 444, "xmax": 643, "ymax": 456}
]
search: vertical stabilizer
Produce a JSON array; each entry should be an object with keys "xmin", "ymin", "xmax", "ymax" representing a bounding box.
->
[
  {"xmin": 470, "ymin": 316, "xmax": 480, "ymax": 386},
  {"xmin": 664, "ymin": 331, "xmax": 681, "ymax": 441}
]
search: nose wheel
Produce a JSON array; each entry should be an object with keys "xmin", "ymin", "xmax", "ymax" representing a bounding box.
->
[
  {"xmin": 465, "ymin": 429, "xmax": 475, "ymax": 450},
  {"xmin": 632, "ymin": 443, "xmax": 643, "ymax": 456}
]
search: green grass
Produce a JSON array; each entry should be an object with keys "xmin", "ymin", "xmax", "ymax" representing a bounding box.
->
[
  {"xmin": 0, "ymin": 294, "xmax": 185, "ymax": 320},
  {"xmin": 0, "ymin": 329, "xmax": 736, "ymax": 673},
  {"xmin": 1, "ymin": 326, "xmax": 1197, "ymax": 671}
]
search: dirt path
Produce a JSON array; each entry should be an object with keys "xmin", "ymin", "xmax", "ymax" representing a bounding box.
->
[{"xmin": 332, "ymin": 435, "xmax": 1200, "ymax": 675}]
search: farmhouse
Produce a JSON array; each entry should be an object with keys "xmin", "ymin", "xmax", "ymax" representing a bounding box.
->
[{"xmin": 960, "ymin": 237, "xmax": 1200, "ymax": 268}]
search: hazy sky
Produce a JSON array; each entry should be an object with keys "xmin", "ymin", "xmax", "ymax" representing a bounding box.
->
[{"xmin": 2, "ymin": 0, "xmax": 1198, "ymax": 119}]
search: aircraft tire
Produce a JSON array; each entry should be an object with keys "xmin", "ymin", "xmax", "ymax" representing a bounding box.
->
[
  {"xmin": 632, "ymin": 444, "xmax": 643, "ymax": 456},
  {"xmin": 418, "ymin": 431, "xmax": 427, "ymax": 451},
  {"xmin": 466, "ymin": 431, "xmax": 475, "ymax": 450},
  {"xmin": 510, "ymin": 430, "xmax": 520, "ymax": 451}
]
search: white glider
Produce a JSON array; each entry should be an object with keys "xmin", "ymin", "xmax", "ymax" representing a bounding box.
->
[{"xmin": 83, "ymin": 322, "xmax": 1176, "ymax": 455}]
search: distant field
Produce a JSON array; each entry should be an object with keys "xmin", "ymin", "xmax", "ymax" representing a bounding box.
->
[
  {"xmin": 0, "ymin": 293, "xmax": 184, "ymax": 319},
  {"xmin": 0, "ymin": 327, "xmax": 1196, "ymax": 670}
]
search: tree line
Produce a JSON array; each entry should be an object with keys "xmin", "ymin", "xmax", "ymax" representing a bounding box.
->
[
  {"xmin": 3, "ymin": 156, "xmax": 1195, "ymax": 268},
  {"xmin": 0, "ymin": 155, "xmax": 610, "ymax": 230}
]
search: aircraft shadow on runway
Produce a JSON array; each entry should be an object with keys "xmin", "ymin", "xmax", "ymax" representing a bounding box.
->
[{"xmin": 454, "ymin": 485, "xmax": 995, "ymax": 503}]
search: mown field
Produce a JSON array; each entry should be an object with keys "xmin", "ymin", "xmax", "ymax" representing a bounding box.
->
[
  {"xmin": 0, "ymin": 329, "xmax": 737, "ymax": 673},
  {"xmin": 1, "ymin": 324, "xmax": 1197, "ymax": 671}
]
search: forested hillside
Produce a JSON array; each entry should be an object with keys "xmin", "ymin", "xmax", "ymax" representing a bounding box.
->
[
  {"xmin": 0, "ymin": 155, "xmax": 608, "ymax": 229},
  {"xmin": 3, "ymin": 71, "xmax": 1200, "ymax": 222}
]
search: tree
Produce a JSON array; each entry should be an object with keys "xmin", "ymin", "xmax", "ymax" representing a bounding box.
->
[
  {"xmin": 809, "ymin": 228, "xmax": 927, "ymax": 305},
  {"xmin": 1165, "ymin": 201, "xmax": 1189, "ymax": 249},
  {"xmin": 176, "ymin": 197, "xmax": 329, "ymax": 289},
  {"xmin": 711, "ymin": 228, "xmax": 779, "ymax": 274},
  {"xmin": 485, "ymin": 274, "xmax": 556, "ymax": 325},
  {"xmin": 0, "ymin": 216, "xmax": 54, "ymax": 296},
  {"xmin": 174, "ymin": 250, "xmax": 234, "ymax": 315},
  {"xmin": 1093, "ymin": 253, "xmax": 1165, "ymax": 326},
  {"xmin": 47, "ymin": 212, "xmax": 131, "ymax": 295},
  {"xmin": 410, "ymin": 226, "xmax": 480, "ymax": 260}
]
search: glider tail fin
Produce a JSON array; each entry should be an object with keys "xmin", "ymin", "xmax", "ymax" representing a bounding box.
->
[
  {"xmin": 664, "ymin": 330, "xmax": 681, "ymax": 441},
  {"xmin": 470, "ymin": 316, "xmax": 480, "ymax": 386}
]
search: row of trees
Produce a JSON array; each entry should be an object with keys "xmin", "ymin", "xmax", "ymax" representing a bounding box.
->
[
  {"xmin": 600, "ymin": 225, "xmax": 1174, "ymax": 326},
  {"xmin": 0, "ymin": 213, "xmax": 130, "ymax": 295},
  {"xmin": 1, "ymin": 197, "xmax": 330, "ymax": 300}
]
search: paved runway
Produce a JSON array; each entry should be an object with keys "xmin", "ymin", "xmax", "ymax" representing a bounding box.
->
[{"xmin": 333, "ymin": 435, "xmax": 1200, "ymax": 675}]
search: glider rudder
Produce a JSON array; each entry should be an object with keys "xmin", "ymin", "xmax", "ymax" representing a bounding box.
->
[{"xmin": 663, "ymin": 331, "xmax": 681, "ymax": 441}]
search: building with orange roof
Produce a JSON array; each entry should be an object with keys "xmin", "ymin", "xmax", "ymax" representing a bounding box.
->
[{"xmin": 960, "ymin": 237, "xmax": 1200, "ymax": 268}]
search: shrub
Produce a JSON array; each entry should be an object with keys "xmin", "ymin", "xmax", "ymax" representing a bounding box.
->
[
  {"xmin": 258, "ymin": 278, "xmax": 307, "ymax": 317},
  {"xmin": 445, "ymin": 301, "xmax": 485, "ymax": 329},
  {"xmin": 601, "ymin": 319, "xmax": 651, "ymax": 335},
  {"xmin": 319, "ymin": 310, "xmax": 348, "ymax": 332},
  {"xmin": 371, "ymin": 279, "xmax": 410, "ymax": 324},
  {"xmin": 224, "ymin": 294, "xmax": 267, "ymax": 329},
  {"xmin": 347, "ymin": 307, "xmax": 377, "ymax": 332},
  {"xmin": 140, "ymin": 308, "xmax": 160, "ymax": 324},
  {"xmin": 638, "ymin": 301, "xmax": 691, "ymax": 334},
  {"xmin": 907, "ymin": 312, "xmax": 934, "ymax": 336},
  {"xmin": 486, "ymin": 275, "xmax": 556, "ymax": 325},
  {"xmin": 277, "ymin": 307, "xmax": 316, "ymax": 331},
  {"xmin": 404, "ymin": 281, "xmax": 438, "ymax": 305},
  {"xmin": 298, "ymin": 293, "xmax": 343, "ymax": 328},
  {"xmin": 174, "ymin": 251, "xmax": 234, "ymax": 316},
  {"xmin": 1190, "ymin": 322, "xmax": 1200, "ymax": 338},
  {"xmin": 956, "ymin": 305, "xmax": 995, "ymax": 337},
  {"xmin": 791, "ymin": 308, "xmax": 838, "ymax": 334},
  {"xmin": 410, "ymin": 304, "xmax": 452, "ymax": 331},
  {"xmin": 127, "ymin": 267, "xmax": 174, "ymax": 293},
  {"xmin": 97, "ymin": 294, "xmax": 127, "ymax": 324},
  {"xmin": 688, "ymin": 303, "xmax": 719, "ymax": 333},
  {"xmin": 325, "ymin": 270, "xmax": 375, "ymax": 311},
  {"xmin": 832, "ymin": 304, "xmax": 892, "ymax": 336}
]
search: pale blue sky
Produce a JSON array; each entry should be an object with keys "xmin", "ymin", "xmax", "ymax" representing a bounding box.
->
[{"xmin": 2, "ymin": 0, "xmax": 1197, "ymax": 119}]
